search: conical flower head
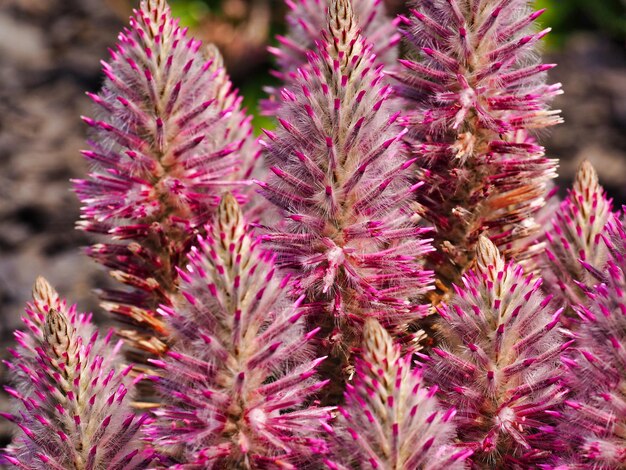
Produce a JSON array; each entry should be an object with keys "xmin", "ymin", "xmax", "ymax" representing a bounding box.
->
[
  {"xmin": 561, "ymin": 212, "xmax": 626, "ymax": 468},
  {"xmin": 74, "ymin": 0, "xmax": 258, "ymax": 357},
  {"xmin": 428, "ymin": 237, "xmax": 570, "ymax": 466},
  {"xmin": 395, "ymin": 0, "xmax": 561, "ymax": 298},
  {"xmin": 263, "ymin": 0, "xmax": 400, "ymax": 114},
  {"xmin": 544, "ymin": 161, "xmax": 612, "ymax": 312},
  {"xmin": 327, "ymin": 318, "xmax": 469, "ymax": 469},
  {"xmin": 146, "ymin": 194, "xmax": 332, "ymax": 468},
  {"xmin": 1, "ymin": 278, "xmax": 151, "ymax": 469},
  {"xmin": 259, "ymin": 0, "xmax": 434, "ymax": 376}
]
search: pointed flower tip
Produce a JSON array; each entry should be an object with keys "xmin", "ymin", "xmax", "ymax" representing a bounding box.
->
[
  {"xmin": 32, "ymin": 276, "xmax": 57, "ymax": 307},
  {"xmin": 475, "ymin": 236, "xmax": 503, "ymax": 275},
  {"xmin": 217, "ymin": 192, "xmax": 242, "ymax": 228},
  {"xmin": 146, "ymin": 200, "xmax": 332, "ymax": 465},
  {"xmin": 6, "ymin": 278, "xmax": 145, "ymax": 468},
  {"xmin": 576, "ymin": 160, "xmax": 599, "ymax": 188}
]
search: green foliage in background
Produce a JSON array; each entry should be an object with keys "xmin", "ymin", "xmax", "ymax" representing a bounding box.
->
[
  {"xmin": 536, "ymin": 0, "xmax": 626, "ymax": 47},
  {"xmin": 241, "ymin": 80, "xmax": 276, "ymax": 134},
  {"xmin": 168, "ymin": 0, "xmax": 212, "ymax": 26}
]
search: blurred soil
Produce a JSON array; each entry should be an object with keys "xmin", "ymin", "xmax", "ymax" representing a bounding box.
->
[
  {"xmin": 0, "ymin": 0, "xmax": 624, "ymax": 448},
  {"xmin": 0, "ymin": 0, "xmax": 124, "ymax": 446},
  {"xmin": 547, "ymin": 34, "xmax": 626, "ymax": 203}
]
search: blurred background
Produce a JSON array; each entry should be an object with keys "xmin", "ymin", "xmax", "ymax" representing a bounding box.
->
[{"xmin": 0, "ymin": 0, "xmax": 624, "ymax": 446}]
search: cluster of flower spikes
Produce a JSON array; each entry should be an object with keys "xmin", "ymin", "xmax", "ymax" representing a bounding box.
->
[
  {"xmin": 326, "ymin": 317, "xmax": 470, "ymax": 470},
  {"xmin": 427, "ymin": 236, "xmax": 571, "ymax": 467},
  {"xmin": 74, "ymin": 0, "xmax": 259, "ymax": 360},
  {"xmin": 394, "ymin": 0, "xmax": 562, "ymax": 300},
  {"xmin": 258, "ymin": 0, "xmax": 434, "ymax": 399},
  {"xmin": 543, "ymin": 161, "xmax": 613, "ymax": 318},
  {"xmin": 261, "ymin": 0, "xmax": 400, "ymax": 114},
  {"xmin": 559, "ymin": 212, "xmax": 626, "ymax": 468},
  {"xmin": 1, "ymin": 277, "xmax": 152, "ymax": 469},
  {"xmin": 145, "ymin": 193, "xmax": 333, "ymax": 468}
]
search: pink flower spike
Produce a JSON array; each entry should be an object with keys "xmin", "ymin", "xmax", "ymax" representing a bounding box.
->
[
  {"xmin": 262, "ymin": 0, "xmax": 399, "ymax": 115},
  {"xmin": 259, "ymin": 0, "xmax": 434, "ymax": 399},
  {"xmin": 560, "ymin": 209, "xmax": 626, "ymax": 468},
  {"xmin": 74, "ymin": 0, "xmax": 259, "ymax": 360},
  {"xmin": 395, "ymin": 0, "xmax": 561, "ymax": 298},
  {"xmin": 328, "ymin": 319, "xmax": 467, "ymax": 469},
  {"xmin": 146, "ymin": 194, "xmax": 333, "ymax": 467},
  {"xmin": 1, "ymin": 278, "xmax": 150, "ymax": 468},
  {"xmin": 428, "ymin": 237, "xmax": 569, "ymax": 467},
  {"xmin": 543, "ymin": 161, "xmax": 612, "ymax": 317}
]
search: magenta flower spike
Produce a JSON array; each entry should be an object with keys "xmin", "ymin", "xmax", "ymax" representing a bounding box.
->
[
  {"xmin": 395, "ymin": 0, "xmax": 561, "ymax": 299},
  {"xmin": 544, "ymin": 161, "xmax": 612, "ymax": 312},
  {"xmin": 560, "ymin": 212, "xmax": 626, "ymax": 468},
  {"xmin": 73, "ymin": 0, "xmax": 259, "ymax": 357},
  {"xmin": 1, "ymin": 278, "xmax": 152, "ymax": 469},
  {"xmin": 262, "ymin": 0, "xmax": 400, "ymax": 114},
  {"xmin": 428, "ymin": 237, "xmax": 570, "ymax": 466},
  {"xmin": 145, "ymin": 194, "xmax": 333, "ymax": 468},
  {"xmin": 326, "ymin": 318, "xmax": 469, "ymax": 470},
  {"xmin": 259, "ymin": 0, "xmax": 434, "ymax": 394}
]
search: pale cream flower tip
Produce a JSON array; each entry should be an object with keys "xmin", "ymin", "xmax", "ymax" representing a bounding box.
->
[
  {"xmin": 574, "ymin": 160, "xmax": 600, "ymax": 194},
  {"xmin": 32, "ymin": 276, "xmax": 60, "ymax": 311},
  {"xmin": 362, "ymin": 318, "xmax": 398, "ymax": 368},
  {"xmin": 218, "ymin": 192, "xmax": 242, "ymax": 231},
  {"xmin": 475, "ymin": 236, "xmax": 504, "ymax": 275},
  {"xmin": 362, "ymin": 318, "xmax": 391, "ymax": 353}
]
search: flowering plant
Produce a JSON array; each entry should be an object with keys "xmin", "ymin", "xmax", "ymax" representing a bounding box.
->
[{"xmin": 2, "ymin": 0, "xmax": 624, "ymax": 468}]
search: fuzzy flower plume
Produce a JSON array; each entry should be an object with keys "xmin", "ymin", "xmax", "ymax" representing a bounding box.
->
[
  {"xmin": 428, "ymin": 237, "xmax": 570, "ymax": 466},
  {"xmin": 326, "ymin": 318, "xmax": 469, "ymax": 469},
  {"xmin": 259, "ymin": 0, "xmax": 434, "ymax": 391},
  {"xmin": 146, "ymin": 194, "xmax": 333, "ymax": 468},
  {"xmin": 263, "ymin": 0, "xmax": 399, "ymax": 114},
  {"xmin": 1, "ymin": 277, "xmax": 151, "ymax": 469},
  {"xmin": 395, "ymin": 0, "xmax": 561, "ymax": 299},
  {"xmin": 74, "ymin": 0, "xmax": 258, "ymax": 357},
  {"xmin": 561, "ymin": 213, "xmax": 626, "ymax": 468},
  {"xmin": 544, "ymin": 161, "xmax": 612, "ymax": 312}
]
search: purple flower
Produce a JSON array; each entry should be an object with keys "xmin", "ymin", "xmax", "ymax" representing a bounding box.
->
[
  {"xmin": 561, "ymin": 212, "xmax": 626, "ymax": 468},
  {"xmin": 74, "ymin": 0, "xmax": 259, "ymax": 357},
  {"xmin": 427, "ymin": 237, "xmax": 570, "ymax": 466},
  {"xmin": 395, "ymin": 0, "xmax": 561, "ymax": 299},
  {"xmin": 1, "ymin": 278, "xmax": 152, "ymax": 469},
  {"xmin": 327, "ymin": 318, "xmax": 470, "ymax": 469},
  {"xmin": 145, "ymin": 194, "xmax": 333, "ymax": 468},
  {"xmin": 259, "ymin": 0, "xmax": 434, "ymax": 395},
  {"xmin": 262, "ymin": 0, "xmax": 400, "ymax": 114},
  {"xmin": 544, "ymin": 161, "xmax": 612, "ymax": 313}
]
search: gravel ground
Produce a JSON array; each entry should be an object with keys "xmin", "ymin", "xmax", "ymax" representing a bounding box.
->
[
  {"xmin": 0, "ymin": 0, "xmax": 123, "ymax": 445},
  {"xmin": 547, "ymin": 33, "xmax": 626, "ymax": 202},
  {"xmin": 0, "ymin": 0, "xmax": 624, "ymax": 448}
]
